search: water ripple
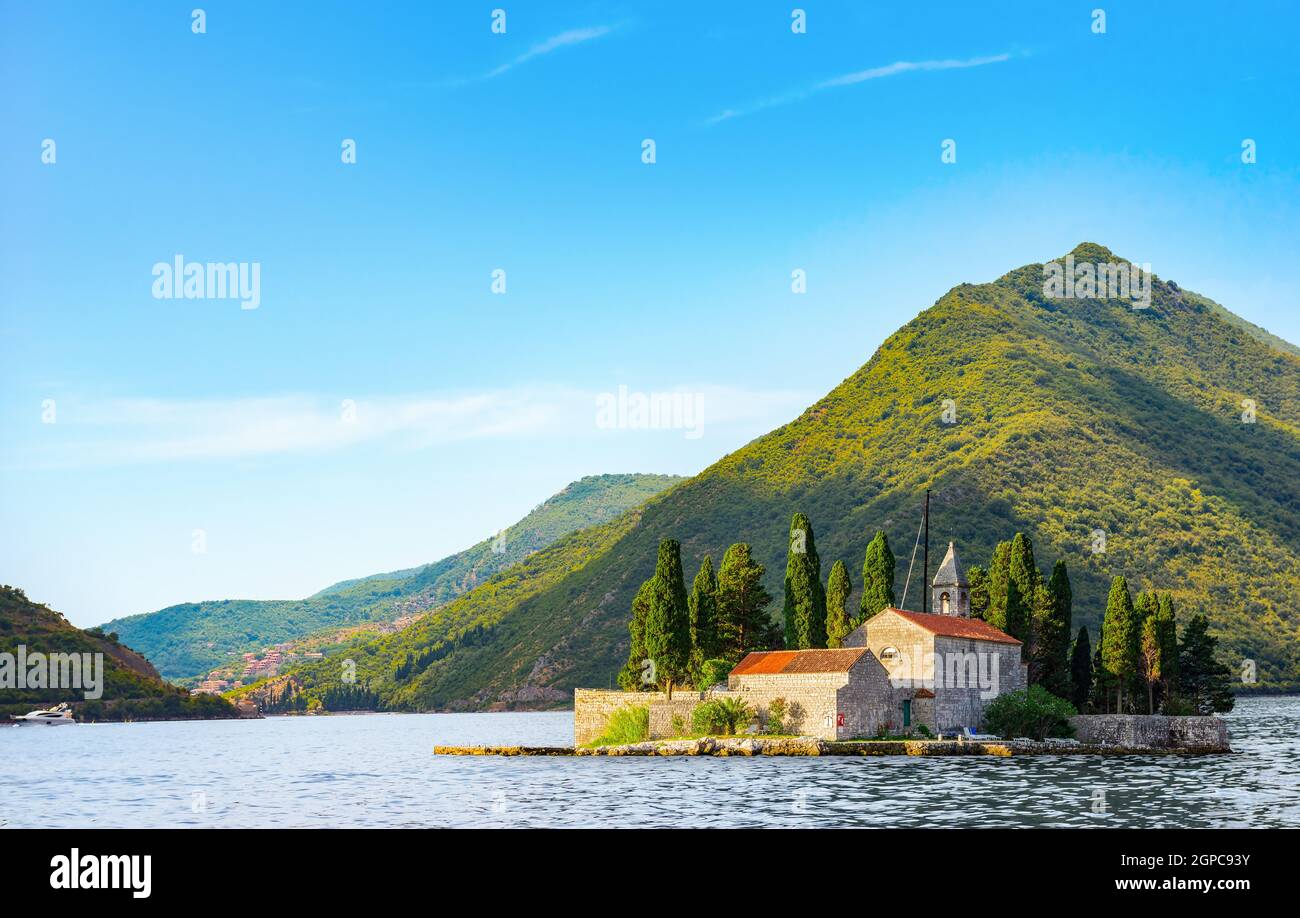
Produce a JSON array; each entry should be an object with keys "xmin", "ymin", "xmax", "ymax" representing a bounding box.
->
[{"xmin": 1, "ymin": 696, "xmax": 1295, "ymax": 828}]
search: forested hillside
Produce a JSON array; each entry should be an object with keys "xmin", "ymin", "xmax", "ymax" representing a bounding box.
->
[{"xmin": 256, "ymin": 244, "xmax": 1300, "ymax": 709}]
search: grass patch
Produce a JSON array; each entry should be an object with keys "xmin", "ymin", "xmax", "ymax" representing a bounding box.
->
[{"xmin": 584, "ymin": 705, "xmax": 649, "ymax": 747}]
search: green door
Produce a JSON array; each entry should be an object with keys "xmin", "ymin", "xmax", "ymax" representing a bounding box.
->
[{"xmin": 902, "ymin": 700, "xmax": 912, "ymax": 727}]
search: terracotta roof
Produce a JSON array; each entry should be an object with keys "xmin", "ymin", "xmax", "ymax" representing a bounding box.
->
[
  {"xmin": 913, "ymin": 688, "xmax": 936, "ymax": 699},
  {"xmin": 731, "ymin": 647, "xmax": 868, "ymax": 677},
  {"xmin": 878, "ymin": 607, "xmax": 1021, "ymax": 645}
]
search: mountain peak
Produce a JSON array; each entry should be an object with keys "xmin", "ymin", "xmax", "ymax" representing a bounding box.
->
[{"xmin": 1063, "ymin": 241, "xmax": 1120, "ymax": 263}]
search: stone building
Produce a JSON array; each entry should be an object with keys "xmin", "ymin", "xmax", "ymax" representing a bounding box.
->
[
  {"xmin": 573, "ymin": 543, "xmax": 1027, "ymax": 743},
  {"xmin": 841, "ymin": 606, "xmax": 1026, "ymax": 734}
]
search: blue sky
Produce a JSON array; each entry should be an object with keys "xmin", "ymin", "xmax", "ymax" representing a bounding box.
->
[{"xmin": 2, "ymin": 1, "xmax": 1297, "ymax": 626}]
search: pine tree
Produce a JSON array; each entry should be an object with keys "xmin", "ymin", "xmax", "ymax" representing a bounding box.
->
[
  {"xmin": 985, "ymin": 540, "xmax": 1012, "ymax": 630},
  {"xmin": 967, "ymin": 565, "xmax": 989, "ymax": 621},
  {"xmin": 859, "ymin": 530, "xmax": 896, "ymax": 621},
  {"xmin": 1100, "ymin": 576, "xmax": 1138, "ymax": 712},
  {"xmin": 716, "ymin": 543, "xmax": 775, "ymax": 660},
  {"xmin": 641, "ymin": 539, "xmax": 692, "ymax": 696},
  {"xmin": 1177, "ymin": 614, "xmax": 1236, "ymax": 714},
  {"xmin": 618, "ymin": 580, "xmax": 655, "ymax": 690},
  {"xmin": 825, "ymin": 560, "xmax": 852, "ymax": 648},
  {"xmin": 783, "ymin": 512, "xmax": 826, "ymax": 649},
  {"xmin": 687, "ymin": 556, "xmax": 719, "ymax": 680},
  {"xmin": 1034, "ymin": 560, "xmax": 1073, "ymax": 699},
  {"xmin": 1069, "ymin": 625, "xmax": 1092, "ymax": 712}
]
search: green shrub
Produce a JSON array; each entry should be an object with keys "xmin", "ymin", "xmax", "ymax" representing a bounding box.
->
[
  {"xmin": 588, "ymin": 705, "xmax": 649, "ymax": 747},
  {"xmin": 766, "ymin": 697, "xmax": 787, "ymax": 734},
  {"xmin": 691, "ymin": 697, "xmax": 752, "ymax": 735},
  {"xmin": 670, "ymin": 713, "xmax": 686, "ymax": 736},
  {"xmin": 1161, "ymin": 695, "xmax": 1198, "ymax": 716},
  {"xmin": 983, "ymin": 685, "xmax": 1077, "ymax": 740},
  {"xmin": 695, "ymin": 658, "xmax": 732, "ymax": 690},
  {"xmin": 914, "ymin": 723, "xmax": 932, "ymax": 738}
]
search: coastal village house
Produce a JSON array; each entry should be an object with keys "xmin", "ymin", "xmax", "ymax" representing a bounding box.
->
[{"xmin": 574, "ymin": 543, "xmax": 1028, "ymax": 743}]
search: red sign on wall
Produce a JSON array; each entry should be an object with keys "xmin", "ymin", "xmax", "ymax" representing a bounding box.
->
[{"xmin": 836, "ymin": 712, "xmax": 845, "ymax": 727}]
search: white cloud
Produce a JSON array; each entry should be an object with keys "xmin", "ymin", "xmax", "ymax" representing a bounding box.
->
[
  {"xmin": 484, "ymin": 26, "xmax": 616, "ymax": 79},
  {"xmin": 707, "ymin": 52, "xmax": 1015, "ymax": 124},
  {"xmin": 9, "ymin": 384, "xmax": 816, "ymax": 470}
]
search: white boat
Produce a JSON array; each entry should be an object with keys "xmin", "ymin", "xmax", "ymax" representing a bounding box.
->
[{"xmin": 11, "ymin": 703, "xmax": 76, "ymax": 726}]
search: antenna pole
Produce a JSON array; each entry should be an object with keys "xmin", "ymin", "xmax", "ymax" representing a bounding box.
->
[{"xmin": 922, "ymin": 489, "xmax": 930, "ymax": 613}]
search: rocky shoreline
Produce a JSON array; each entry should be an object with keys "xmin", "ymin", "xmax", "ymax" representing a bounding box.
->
[{"xmin": 435, "ymin": 734, "xmax": 1233, "ymax": 757}]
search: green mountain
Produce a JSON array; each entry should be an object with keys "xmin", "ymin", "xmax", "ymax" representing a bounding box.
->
[
  {"xmin": 101, "ymin": 473, "xmax": 682, "ymax": 681},
  {"xmin": 0, "ymin": 586, "xmax": 236, "ymax": 721},
  {"xmin": 272, "ymin": 244, "xmax": 1300, "ymax": 710}
]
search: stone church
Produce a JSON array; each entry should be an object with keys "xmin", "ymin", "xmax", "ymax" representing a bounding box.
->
[{"xmin": 574, "ymin": 543, "xmax": 1027, "ymax": 744}]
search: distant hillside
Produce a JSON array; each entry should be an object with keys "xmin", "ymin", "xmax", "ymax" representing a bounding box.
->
[
  {"xmin": 274, "ymin": 244, "xmax": 1300, "ymax": 711},
  {"xmin": 0, "ymin": 586, "xmax": 235, "ymax": 721},
  {"xmin": 101, "ymin": 473, "xmax": 682, "ymax": 680}
]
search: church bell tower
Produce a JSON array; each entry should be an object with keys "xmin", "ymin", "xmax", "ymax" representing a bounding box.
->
[{"xmin": 931, "ymin": 542, "xmax": 969, "ymax": 617}]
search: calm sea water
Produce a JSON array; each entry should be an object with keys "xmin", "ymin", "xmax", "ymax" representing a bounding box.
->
[{"xmin": 1, "ymin": 695, "xmax": 1296, "ymax": 828}]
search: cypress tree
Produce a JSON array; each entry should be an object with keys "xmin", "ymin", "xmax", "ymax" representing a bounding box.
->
[
  {"xmin": 687, "ymin": 556, "xmax": 719, "ymax": 679},
  {"xmin": 859, "ymin": 530, "xmax": 896, "ymax": 620},
  {"xmin": 825, "ymin": 560, "xmax": 852, "ymax": 648},
  {"xmin": 1089, "ymin": 616, "xmax": 1110, "ymax": 713},
  {"xmin": 1177, "ymin": 614, "xmax": 1236, "ymax": 714},
  {"xmin": 967, "ymin": 565, "xmax": 989, "ymax": 621},
  {"xmin": 986, "ymin": 540, "xmax": 1012, "ymax": 630},
  {"xmin": 716, "ymin": 543, "xmax": 775, "ymax": 660},
  {"xmin": 1008, "ymin": 533, "xmax": 1044, "ymax": 661},
  {"xmin": 1069, "ymin": 625, "xmax": 1092, "ymax": 712},
  {"xmin": 1139, "ymin": 616, "xmax": 1162, "ymax": 714},
  {"xmin": 1003, "ymin": 575, "xmax": 1031, "ymax": 644},
  {"xmin": 1034, "ymin": 560, "xmax": 1073, "ymax": 699},
  {"xmin": 642, "ymin": 539, "xmax": 692, "ymax": 696},
  {"xmin": 618, "ymin": 580, "xmax": 655, "ymax": 691},
  {"xmin": 1132, "ymin": 591, "xmax": 1159, "ymax": 705},
  {"xmin": 783, "ymin": 512, "xmax": 826, "ymax": 649},
  {"xmin": 1156, "ymin": 592, "xmax": 1179, "ymax": 704},
  {"xmin": 1100, "ymin": 576, "xmax": 1138, "ymax": 712}
]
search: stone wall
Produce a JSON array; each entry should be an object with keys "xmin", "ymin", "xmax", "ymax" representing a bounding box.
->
[
  {"xmin": 932, "ymin": 635, "xmax": 1026, "ymax": 732},
  {"xmin": 573, "ymin": 688, "xmax": 707, "ymax": 745},
  {"xmin": 728, "ymin": 672, "xmax": 844, "ymax": 739},
  {"xmin": 1069, "ymin": 714, "xmax": 1230, "ymax": 750}
]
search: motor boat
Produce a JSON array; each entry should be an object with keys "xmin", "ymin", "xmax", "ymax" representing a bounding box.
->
[{"xmin": 10, "ymin": 703, "xmax": 76, "ymax": 726}]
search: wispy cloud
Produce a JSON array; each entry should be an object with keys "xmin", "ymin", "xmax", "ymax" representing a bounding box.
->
[
  {"xmin": 8, "ymin": 385, "xmax": 816, "ymax": 470},
  {"xmin": 484, "ymin": 26, "xmax": 616, "ymax": 79},
  {"xmin": 425, "ymin": 25, "xmax": 618, "ymax": 87},
  {"xmin": 706, "ymin": 52, "xmax": 1015, "ymax": 124}
]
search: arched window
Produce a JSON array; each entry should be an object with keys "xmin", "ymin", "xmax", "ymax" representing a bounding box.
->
[
  {"xmin": 940, "ymin": 591, "xmax": 951, "ymax": 614},
  {"xmin": 880, "ymin": 646, "xmax": 899, "ymax": 663}
]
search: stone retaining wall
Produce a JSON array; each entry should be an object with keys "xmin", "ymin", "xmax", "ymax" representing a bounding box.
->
[
  {"xmin": 573, "ymin": 688, "xmax": 706, "ymax": 745},
  {"xmin": 1069, "ymin": 714, "xmax": 1229, "ymax": 750}
]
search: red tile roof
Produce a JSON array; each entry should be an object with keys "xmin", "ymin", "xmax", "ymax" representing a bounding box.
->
[
  {"xmin": 879, "ymin": 608, "xmax": 1021, "ymax": 645},
  {"xmin": 731, "ymin": 647, "xmax": 869, "ymax": 676}
]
